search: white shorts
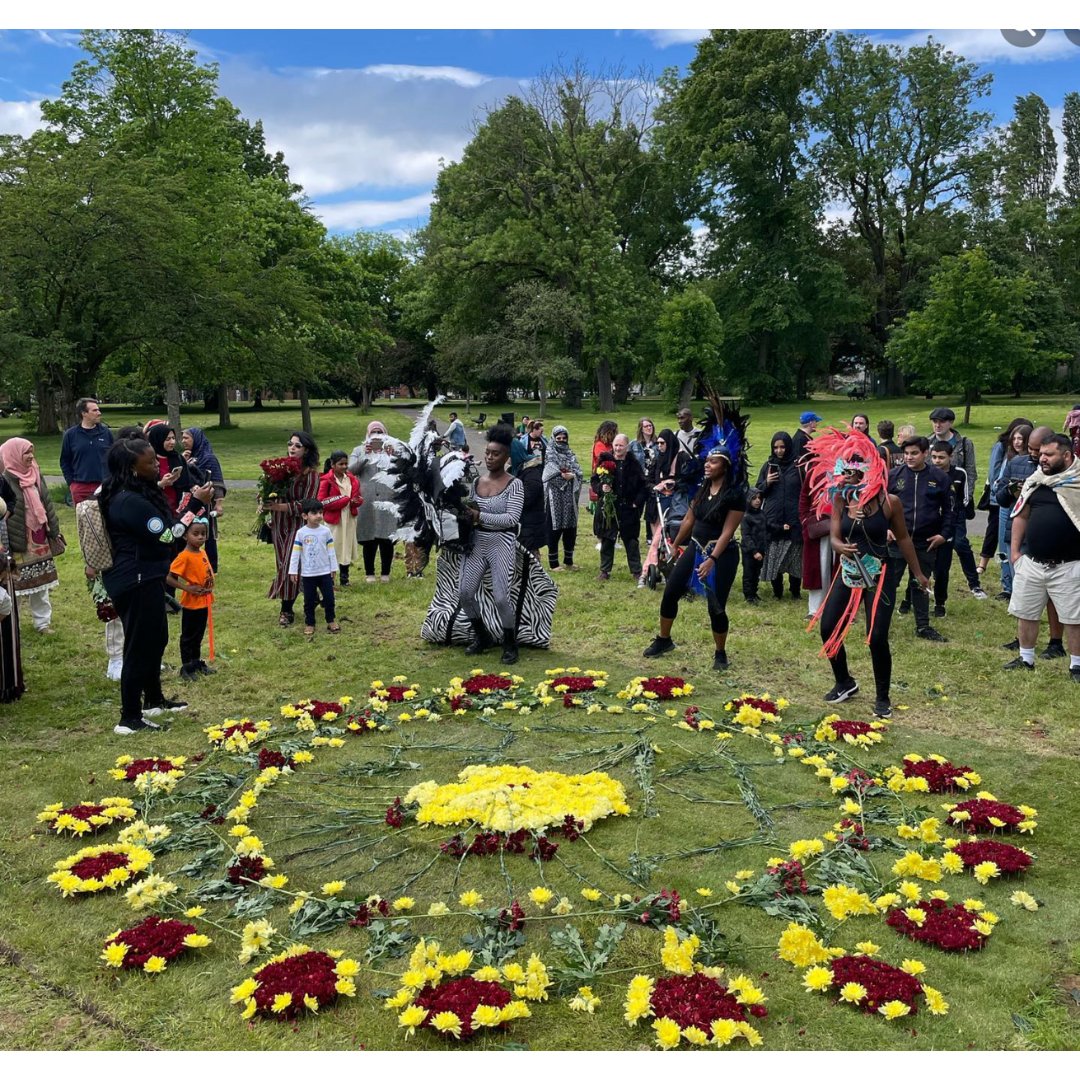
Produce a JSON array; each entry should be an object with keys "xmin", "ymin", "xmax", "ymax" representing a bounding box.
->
[{"xmin": 1008, "ymin": 555, "xmax": 1080, "ymax": 624}]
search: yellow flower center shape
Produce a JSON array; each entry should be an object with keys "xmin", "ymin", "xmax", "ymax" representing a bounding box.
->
[{"xmin": 404, "ymin": 764, "xmax": 631, "ymax": 834}]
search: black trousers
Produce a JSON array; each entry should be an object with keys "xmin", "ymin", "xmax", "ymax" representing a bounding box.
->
[
  {"xmin": 599, "ymin": 509, "xmax": 642, "ymax": 576},
  {"xmin": 660, "ymin": 543, "xmax": 738, "ymax": 634},
  {"xmin": 302, "ymin": 574, "xmax": 336, "ymax": 625},
  {"xmin": 112, "ymin": 579, "xmax": 168, "ymax": 721},
  {"xmin": 179, "ymin": 607, "xmax": 208, "ymax": 667},
  {"xmin": 742, "ymin": 550, "xmax": 763, "ymax": 598},
  {"xmin": 891, "ymin": 544, "xmax": 935, "ymax": 629},
  {"xmin": 549, "ymin": 526, "xmax": 577, "ymax": 568},
  {"xmin": 362, "ymin": 538, "xmax": 394, "ymax": 576},
  {"xmin": 980, "ymin": 506, "xmax": 1000, "ymax": 560},
  {"xmin": 818, "ymin": 565, "xmax": 898, "ymax": 703}
]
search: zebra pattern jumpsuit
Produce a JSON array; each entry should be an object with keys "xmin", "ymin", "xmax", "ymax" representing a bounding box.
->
[{"xmin": 459, "ymin": 478, "xmax": 524, "ymax": 630}]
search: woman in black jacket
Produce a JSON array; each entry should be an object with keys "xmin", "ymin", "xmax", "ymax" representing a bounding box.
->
[
  {"xmin": 592, "ymin": 435, "xmax": 647, "ymax": 581},
  {"xmin": 756, "ymin": 431, "xmax": 803, "ymax": 600},
  {"xmin": 100, "ymin": 438, "xmax": 213, "ymax": 735}
]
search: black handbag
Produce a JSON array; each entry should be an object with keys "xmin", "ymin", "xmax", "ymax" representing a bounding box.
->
[{"xmin": 976, "ymin": 483, "xmax": 991, "ymax": 512}]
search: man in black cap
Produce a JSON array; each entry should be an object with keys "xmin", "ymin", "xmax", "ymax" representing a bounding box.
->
[{"xmin": 928, "ymin": 407, "xmax": 985, "ymax": 601}]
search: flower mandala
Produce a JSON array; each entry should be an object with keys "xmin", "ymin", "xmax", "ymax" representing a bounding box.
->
[
  {"xmin": 101, "ymin": 915, "xmax": 211, "ymax": 973},
  {"xmin": 885, "ymin": 898, "xmax": 995, "ymax": 952},
  {"xmin": 230, "ymin": 945, "xmax": 358, "ymax": 1021},
  {"xmin": 47, "ymin": 842, "xmax": 154, "ymax": 897},
  {"xmin": 37, "ymin": 797, "xmax": 137, "ymax": 837}
]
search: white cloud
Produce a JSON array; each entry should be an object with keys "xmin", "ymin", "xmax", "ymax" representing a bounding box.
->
[
  {"xmin": 638, "ymin": 30, "xmax": 708, "ymax": 48},
  {"xmin": 0, "ymin": 99, "xmax": 43, "ymax": 137},
  {"xmin": 29, "ymin": 30, "xmax": 80, "ymax": 49},
  {"xmin": 314, "ymin": 192, "xmax": 433, "ymax": 230},
  {"xmin": 888, "ymin": 29, "xmax": 1079, "ymax": 64},
  {"xmin": 359, "ymin": 63, "xmax": 493, "ymax": 88}
]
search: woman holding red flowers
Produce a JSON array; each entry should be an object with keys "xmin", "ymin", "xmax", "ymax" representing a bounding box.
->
[{"xmin": 266, "ymin": 431, "xmax": 320, "ymax": 625}]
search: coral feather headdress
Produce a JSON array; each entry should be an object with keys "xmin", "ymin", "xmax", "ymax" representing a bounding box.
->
[{"xmin": 803, "ymin": 427, "xmax": 889, "ymax": 519}]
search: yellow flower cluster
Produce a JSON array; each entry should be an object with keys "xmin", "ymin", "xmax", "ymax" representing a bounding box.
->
[
  {"xmin": 404, "ymin": 764, "xmax": 630, "ymax": 833},
  {"xmin": 618, "ymin": 676, "xmax": 694, "ymax": 701},
  {"xmin": 238, "ymin": 918, "xmax": 276, "ymax": 964},
  {"xmin": 37, "ymin": 797, "xmax": 137, "ymax": 836},
  {"xmin": 47, "ymin": 842, "xmax": 154, "ymax": 897},
  {"xmin": 660, "ymin": 926, "xmax": 700, "ymax": 975},
  {"xmin": 891, "ymin": 851, "xmax": 947, "ymax": 882},
  {"xmin": 124, "ymin": 873, "xmax": 178, "ymax": 911},
  {"xmin": 1010, "ymin": 890, "xmax": 1040, "ymax": 912},
  {"xmin": 776, "ymin": 923, "xmax": 845, "ymax": 968},
  {"xmin": 204, "ymin": 719, "xmax": 272, "ymax": 753},
  {"xmin": 723, "ymin": 694, "xmax": 786, "ymax": 732},
  {"xmin": 117, "ymin": 821, "xmax": 171, "ymax": 847},
  {"xmin": 814, "ymin": 714, "xmax": 887, "ymax": 747},
  {"xmin": 109, "ymin": 756, "xmax": 188, "ymax": 793},
  {"xmin": 569, "ymin": 986, "xmax": 601, "ymax": 1013},
  {"xmin": 822, "ymin": 885, "xmax": 878, "ymax": 921},
  {"xmin": 896, "ymin": 817, "xmax": 943, "ymax": 845}
]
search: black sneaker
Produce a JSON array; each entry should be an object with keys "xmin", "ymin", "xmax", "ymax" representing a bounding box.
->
[
  {"xmin": 995, "ymin": 592, "xmax": 1011, "ymax": 602},
  {"xmin": 916, "ymin": 627, "xmax": 947, "ymax": 642},
  {"xmin": 180, "ymin": 666, "xmax": 202, "ymax": 682},
  {"xmin": 933, "ymin": 604, "xmax": 946, "ymax": 619},
  {"xmin": 1003, "ymin": 657, "xmax": 1034, "ymax": 671},
  {"xmin": 712, "ymin": 650, "xmax": 729, "ymax": 671},
  {"xmin": 824, "ymin": 680, "xmax": 859, "ymax": 704},
  {"xmin": 1040, "ymin": 640, "xmax": 1066, "ymax": 660},
  {"xmin": 1070, "ymin": 666, "xmax": 1080, "ymax": 683},
  {"xmin": 642, "ymin": 635, "xmax": 675, "ymax": 658},
  {"xmin": 744, "ymin": 595, "xmax": 760, "ymax": 605},
  {"xmin": 144, "ymin": 698, "xmax": 189, "ymax": 717},
  {"xmin": 873, "ymin": 700, "xmax": 893, "ymax": 719},
  {"xmin": 1001, "ymin": 637, "xmax": 1020, "ymax": 651},
  {"xmin": 898, "ymin": 599, "xmax": 911, "ymax": 615},
  {"xmin": 196, "ymin": 660, "xmax": 218, "ymax": 675},
  {"xmin": 114, "ymin": 718, "xmax": 153, "ymax": 735}
]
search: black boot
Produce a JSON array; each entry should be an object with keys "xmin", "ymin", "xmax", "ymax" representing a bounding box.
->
[
  {"xmin": 501, "ymin": 628, "xmax": 519, "ymax": 665},
  {"xmin": 464, "ymin": 619, "xmax": 493, "ymax": 656}
]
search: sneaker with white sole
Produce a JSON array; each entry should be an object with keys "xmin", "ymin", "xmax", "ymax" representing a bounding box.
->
[
  {"xmin": 143, "ymin": 698, "xmax": 188, "ymax": 717},
  {"xmin": 873, "ymin": 700, "xmax": 893, "ymax": 719},
  {"xmin": 971, "ymin": 588, "xmax": 988, "ymax": 600},
  {"xmin": 824, "ymin": 680, "xmax": 859, "ymax": 704},
  {"xmin": 114, "ymin": 718, "xmax": 153, "ymax": 735}
]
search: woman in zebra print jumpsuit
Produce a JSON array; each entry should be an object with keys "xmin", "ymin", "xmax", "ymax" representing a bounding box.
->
[{"xmin": 460, "ymin": 425, "xmax": 524, "ymax": 664}]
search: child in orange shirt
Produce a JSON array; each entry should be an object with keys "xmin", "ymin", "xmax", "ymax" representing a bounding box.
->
[{"xmin": 166, "ymin": 518, "xmax": 215, "ymax": 680}]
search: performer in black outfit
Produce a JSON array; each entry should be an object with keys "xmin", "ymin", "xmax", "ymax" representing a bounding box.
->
[
  {"xmin": 805, "ymin": 428, "xmax": 929, "ymax": 719},
  {"xmin": 643, "ymin": 447, "xmax": 746, "ymax": 670}
]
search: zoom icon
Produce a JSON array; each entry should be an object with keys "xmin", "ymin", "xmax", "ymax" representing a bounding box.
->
[{"xmin": 1000, "ymin": 29, "xmax": 1046, "ymax": 47}]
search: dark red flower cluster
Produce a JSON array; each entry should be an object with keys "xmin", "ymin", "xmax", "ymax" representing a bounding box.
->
[
  {"xmin": 249, "ymin": 949, "xmax": 340, "ymax": 1020},
  {"xmin": 200, "ymin": 804, "xmax": 226, "ymax": 825},
  {"xmin": 109, "ymin": 916, "xmax": 197, "ymax": 969},
  {"xmin": 551, "ymin": 676, "xmax": 600, "ymax": 693},
  {"xmin": 95, "ymin": 600, "xmax": 118, "ymax": 622},
  {"xmin": 220, "ymin": 721, "xmax": 259, "ymax": 741},
  {"xmin": 385, "ymin": 798, "xmax": 405, "ymax": 828},
  {"xmin": 531, "ymin": 836, "xmax": 559, "ymax": 861},
  {"xmin": 839, "ymin": 767, "xmax": 879, "ymax": 794},
  {"xmin": 70, "ymin": 849, "xmax": 130, "ymax": 881},
  {"xmin": 300, "ymin": 700, "xmax": 344, "ymax": 721},
  {"xmin": 257, "ymin": 456, "xmax": 302, "ymax": 485},
  {"xmin": 651, "ymin": 972, "xmax": 766, "ymax": 1030},
  {"xmin": 824, "ymin": 719, "xmax": 877, "ymax": 739},
  {"xmin": 780, "ymin": 731, "xmax": 806, "ymax": 746},
  {"xmin": 118, "ymin": 758, "xmax": 182, "ymax": 782},
  {"xmin": 767, "ymin": 859, "xmax": 808, "ymax": 895},
  {"xmin": 681, "ymin": 705, "xmax": 703, "ymax": 729},
  {"xmin": 53, "ymin": 803, "xmax": 112, "ymax": 829},
  {"xmin": 725, "ymin": 694, "xmax": 779, "ymax": 715},
  {"xmin": 953, "ymin": 839, "xmax": 1033, "ymax": 875},
  {"xmin": 562, "ymin": 693, "xmax": 580, "ymax": 709},
  {"xmin": 448, "ymin": 695, "xmax": 473, "ymax": 712},
  {"xmin": 829, "ymin": 955, "xmax": 922, "ymax": 1014},
  {"xmin": 349, "ymin": 898, "xmax": 390, "ymax": 928},
  {"xmin": 499, "ymin": 900, "xmax": 526, "ymax": 933},
  {"xmin": 949, "ymin": 798, "xmax": 1025, "ymax": 833},
  {"xmin": 370, "ymin": 685, "xmax": 411, "ymax": 702},
  {"xmin": 630, "ymin": 888, "xmax": 682, "ymax": 926},
  {"xmin": 639, "ymin": 676, "xmax": 689, "ymax": 700},
  {"xmin": 414, "ymin": 977, "xmax": 513, "ymax": 1039},
  {"xmin": 836, "ymin": 819, "xmax": 870, "ymax": 851},
  {"xmin": 227, "ymin": 855, "xmax": 270, "ymax": 885},
  {"xmin": 560, "ymin": 815, "xmax": 584, "ymax": 841},
  {"xmin": 901, "ymin": 757, "xmax": 975, "ymax": 793},
  {"xmin": 885, "ymin": 898, "xmax": 988, "ymax": 952},
  {"xmin": 462, "ymin": 674, "xmax": 514, "ymax": 695},
  {"xmin": 257, "ymin": 748, "xmax": 294, "ymax": 771}
]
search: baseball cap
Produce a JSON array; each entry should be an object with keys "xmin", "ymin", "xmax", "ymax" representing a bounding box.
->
[
  {"xmin": 799, "ymin": 411, "xmax": 823, "ymax": 424},
  {"xmin": 929, "ymin": 407, "xmax": 955, "ymax": 422}
]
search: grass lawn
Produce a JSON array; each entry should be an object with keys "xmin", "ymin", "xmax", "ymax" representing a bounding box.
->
[{"xmin": 1, "ymin": 395, "xmax": 1078, "ymax": 1051}]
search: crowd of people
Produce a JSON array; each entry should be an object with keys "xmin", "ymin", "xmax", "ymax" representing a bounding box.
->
[{"xmin": 3, "ymin": 395, "xmax": 1080, "ymax": 735}]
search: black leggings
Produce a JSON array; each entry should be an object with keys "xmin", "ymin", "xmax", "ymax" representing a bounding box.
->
[
  {"xmin": 549, "ymin": 526, "xmax": 577, "ymax": 568},
  {"xmin": 660, "ymin": 543, "xmax": 738, "ymax": 634},
  {"xmin": 112, "ymin": 579, "xmax": 168, "ymax": 721},
  {"xmin": 362, "ymin": 538, "xmax": 394, "ymax": 576},
  {"xmin": 980, "ymin": 506, "xmax": 1000, "ymax": 560},
  {"xmin": 818, "ymin": 567, "xmax": 897, "ymax": 703}
]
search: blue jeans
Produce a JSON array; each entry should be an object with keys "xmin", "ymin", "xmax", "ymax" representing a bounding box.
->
[
  {"xmin": 950, "ymin": 514, "xmax": 980, "ymax": 590},
  {"xmin": 997, "ymin": 508, "xmax": 1014, "ymax": 594}
]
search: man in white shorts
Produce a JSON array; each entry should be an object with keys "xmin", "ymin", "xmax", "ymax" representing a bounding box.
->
[{"xmin": 1006, "ymin": 433, "xmax": 1080, "ymax": 681}]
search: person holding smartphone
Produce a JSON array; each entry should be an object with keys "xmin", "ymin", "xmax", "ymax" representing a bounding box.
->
[
  {"xmin": 756, "ymin": 431, "xmax": 803, "ymax": 601},
  {"xmin": 348, "ymin": 420, "xmax": 402, "ymax": 583}
]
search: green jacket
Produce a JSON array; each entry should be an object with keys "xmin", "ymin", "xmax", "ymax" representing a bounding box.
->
[{"xmin": 1, "ymin": 472, "xmax": 60, "ymax": 554}]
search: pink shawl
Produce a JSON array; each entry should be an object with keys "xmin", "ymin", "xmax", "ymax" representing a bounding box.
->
[{"xmin": 0, "ymin": 437, "xmax": 47, "ymax": 533}]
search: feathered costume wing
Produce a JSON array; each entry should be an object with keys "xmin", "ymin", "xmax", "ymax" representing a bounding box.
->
[{"xmin": 699, "ymin": 385, "xmax": 752, "ymax": 490}]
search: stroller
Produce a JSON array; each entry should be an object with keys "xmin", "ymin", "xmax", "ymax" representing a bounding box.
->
[{"xmin": 640, "ymin": 485, "xmax": 688, "ymax": 590}]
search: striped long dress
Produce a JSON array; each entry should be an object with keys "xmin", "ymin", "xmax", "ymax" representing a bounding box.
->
[{"xmin": 267, "ymin": 468, "xmax": 320, "ymax": 601}]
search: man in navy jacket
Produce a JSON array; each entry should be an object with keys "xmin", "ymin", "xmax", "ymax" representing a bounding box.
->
[
  {"xmin": 60, "ymin": 397, "xmax": 112, "ymax": 505},
  {"xmin": 888, "ymin": 436, "xmax": 954, "ymax": 642}
]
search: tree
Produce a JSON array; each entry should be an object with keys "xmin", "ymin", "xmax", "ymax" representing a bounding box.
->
[
  {"xmin": 1002, "ymin": 93, "xmax": 1057, "ymax": 207},
  {"xmin": 1063, "ymin": 91, "xmax": 1080, "ymax": 206},
  {"xmin": 886, "ymin": 248, "xmax": 1042, "ymax": 423},
  {"xmin": 814, "ymin": 33, "xmax": 993, "ymax": 393},
  {"xmin": 655, "ymin": 288, "xmax": 724, "ymax": 406}
]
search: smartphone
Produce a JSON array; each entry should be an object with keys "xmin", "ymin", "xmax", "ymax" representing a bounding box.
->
[{"xmin": 169, "ymin": 466, "xmax": 183, "ymax": 479}]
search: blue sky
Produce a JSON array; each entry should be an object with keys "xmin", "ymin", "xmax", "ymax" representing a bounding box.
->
[{"xmin": 3, "ymin": 28, "xmax": 1080, "ymax": 235}]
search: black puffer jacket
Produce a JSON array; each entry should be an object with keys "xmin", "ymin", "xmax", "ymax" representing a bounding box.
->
[
  {"xmin": 756, "ymin": 432, "xmax": 801, "ymax": 537},
  {"xmin": 517, "ymin": 459, "xmax": 548, "ymax": 551}
]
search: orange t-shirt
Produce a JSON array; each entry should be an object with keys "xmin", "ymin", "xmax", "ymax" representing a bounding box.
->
[{"xmin": 169, "ymin": 548, "xmax": 214, "ymax": 610}]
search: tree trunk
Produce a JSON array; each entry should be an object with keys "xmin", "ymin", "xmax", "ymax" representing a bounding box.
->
[
  {"xmin": 596, "ymin": 356, "xmax": 614, "ymax": 413},
  {"xmin": 34, "ymin": 378, "xmax": 61, "ymax": 435},
  {"xmin": 252, "ymin": 389, "xmax": 264, "ymax": 410},
  {"xmin": 298, "ymin": 381, "xmax": 313, "ymax": 434},
  {"xmin": 963, "ymin": 391, "xmax": 973, "ymax": 427},
  {"xmin": 165, "ymin": 374, "xmax": 182, "ymax": 434},
  {"xmin": 360, "ymin": 386, "xmax": 373, "ymax": 415},
  {"xmin": 537, "ymin": 371, "xmax": 548, "ymax": 418},
  {"xmin": 203, "ymin": 386, "xmax": 219, "ymax": 413},
  {"xmin": 218, "ymin": 384, "xmax": 232, "ymax": 428},
  {"xmin": 678, "ymin": 374, "xmax": 695, "ymax": 411}
]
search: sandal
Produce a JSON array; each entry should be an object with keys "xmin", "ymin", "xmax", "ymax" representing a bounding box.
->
[
  {"xmin": 303, "ymin": 625, "xmax": 315, "ymax": 638},
  {"xmin": 278, "ymin": 612, "xmax": 294, "ymax": 627},
  {"xmin": 328, "ymin": 622, "xmax": 341, "ymax": 634}
]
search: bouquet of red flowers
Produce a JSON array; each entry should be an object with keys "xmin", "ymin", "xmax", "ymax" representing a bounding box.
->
[{"xmin": 252, "ymin": 455, "xmax": 301, "ymax": 535}]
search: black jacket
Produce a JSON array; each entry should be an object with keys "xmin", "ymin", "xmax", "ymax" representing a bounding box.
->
[
  {"xmin": 517, "ymin": 461, "xmax": 548, "ymax": 551},
  {"xmin": 102, "ymin": 489, "xmax": 206, "ymax": 598},
  {"xmin": 757, "ymin": 433, "xmax": 801, "ymax": 537},
  {"xmin": 591, "ymin": 452, "xmax": 646, "ymax": 537},
  {"xmin": 888, "ymin": 463, "xmax": 954, "ymax": 544},
  {"xmin": 740, "ymin": 504, "xmax": 768, "ymax": 554}
]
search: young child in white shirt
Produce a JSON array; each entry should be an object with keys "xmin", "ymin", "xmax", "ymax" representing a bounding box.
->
[{"xmin": 288, "ymin": 498, "xmax": 340, "ymax": 636}]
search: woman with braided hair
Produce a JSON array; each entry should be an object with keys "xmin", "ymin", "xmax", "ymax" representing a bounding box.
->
[{"xmin": 805, "ymin": 427, "xmax": 930, "ymax": 719}]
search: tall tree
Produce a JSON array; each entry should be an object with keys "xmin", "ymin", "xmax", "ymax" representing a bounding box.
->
[
  {"xmin": 655, "ymin": 288, "xmax": 724, "ymax": 406},
  {"xmin": 1062, "ymin": 91, "xmax": 1080, "ymax": 206},
  {"xmin": 814, "ymin": 33, "xmax": 993, "ymax": 394}
]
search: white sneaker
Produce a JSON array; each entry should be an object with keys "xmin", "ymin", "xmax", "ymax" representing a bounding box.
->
[
  {"xmin": 106, "ymin": 662, "xmax": 123, "ymax": 681},
  {"xmin": 971, "ymin": 588, "xmax": 988, "ymax": 600}
]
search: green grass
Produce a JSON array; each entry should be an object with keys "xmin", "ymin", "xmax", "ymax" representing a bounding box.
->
[
  {"xmin": 1, "ymin": 395, "xmax": 1079, "ymax": 1050},
  {"xmin": 5, "ymin": 391, "xmax": 1079, "ymax": 484}
]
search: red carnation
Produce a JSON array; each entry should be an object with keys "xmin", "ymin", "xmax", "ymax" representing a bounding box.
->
[{"xmin": 885, "ymin": 898, "xmax": 989, "ymax": 952}]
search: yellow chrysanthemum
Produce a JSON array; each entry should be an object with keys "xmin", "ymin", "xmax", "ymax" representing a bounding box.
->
[
  {"xmin": 430, "ymin": 1011, "xmax": 462, "ymax": 1038},
  {"xmin": 839, "ymin": 982, "xmax": 867, "ymax": 1003},
  {"xmin": 802, "ymin": 966, "xmax": 834, "ymax": 992},
  {"xmin": 879, "ymin": 1000, "xmax": 911, "ymax": 1020}
]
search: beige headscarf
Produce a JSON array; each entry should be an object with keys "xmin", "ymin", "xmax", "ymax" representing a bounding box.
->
[{"xmin": 1013, "ymin": 454, "xmax": 1080, "ymax": 534}]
